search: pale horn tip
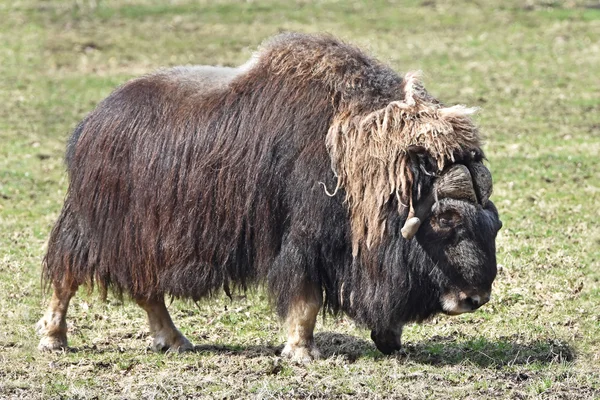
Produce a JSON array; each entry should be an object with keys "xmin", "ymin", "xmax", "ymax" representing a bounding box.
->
[{"xmin": 401, "ymin": 217, "xmax": 421, "ymax": 240}]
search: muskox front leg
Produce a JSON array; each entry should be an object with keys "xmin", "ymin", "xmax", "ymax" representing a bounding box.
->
[
  {"xmin": 281, "ymin": 282, "xmax": 323, "ymax": 363},
  {"xmin": 136, "ymin": 296, "xmax": 193, "ymax": 352},
  {"xmin": 370, "ymin": 324, "xmax": 404, "ymax": 355},
  {"xmin": 37, "ymin": 281, "xmax": 78, "ymax": 351}
]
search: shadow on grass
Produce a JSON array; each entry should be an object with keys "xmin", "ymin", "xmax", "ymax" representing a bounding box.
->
[
  {"xmin": 192, "ymin": 343, "xmax": 280, "ymax": 358},
  {"xmin": 67, "ymin": 332, "xmax": 574, "ymax": 367},
  {"xmin": 314, "ymin": 332, "xmax": 575, "ymax": 367},
  {"xmin": 182, "ymin": 332, "xmax": 575, "ymax": 368}
]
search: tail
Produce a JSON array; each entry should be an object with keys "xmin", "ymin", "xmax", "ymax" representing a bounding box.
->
[
  {"xmin": 42, "ymin": 200, "xmax": 94, "ymax": 295},
  {"xmin": 42, "ymin": 119, "xmax": 88, "ymax": 293}
]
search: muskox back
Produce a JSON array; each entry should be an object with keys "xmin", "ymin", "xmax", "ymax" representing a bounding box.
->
[
  {"xmin": 38, "ymin": 33, "xmax": 501, "ymax": 360},
  {"xmin": 66, "ymin": 65, "xmax": 243, "ymax": 169},
  {"xmin": 54, "ymin": 59, "xmax": 340, "ymax": 301}
]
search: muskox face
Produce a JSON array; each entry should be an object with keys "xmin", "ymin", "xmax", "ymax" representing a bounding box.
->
[
  {"xmin": 417, "ymin": 196, "xmax": 502, "ymax": 315},
  {"xmin": 403, "ymin": 152, "xmax": 502, "ymax": 316}
]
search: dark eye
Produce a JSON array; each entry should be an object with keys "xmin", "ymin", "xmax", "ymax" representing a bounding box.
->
[
  {"xmin": 439, "ymin": 216, "xmax": 454, "ymax": 229},
  {"xmin": 436, "ymin": 210, "xmax": 460, "ymax": 230}
]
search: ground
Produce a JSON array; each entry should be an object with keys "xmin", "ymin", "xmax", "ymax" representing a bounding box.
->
[{"xmin": 0, "ymin": 0, "xmax": 599, "ymax": 398}]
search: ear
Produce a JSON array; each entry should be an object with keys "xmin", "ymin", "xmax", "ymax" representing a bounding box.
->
[
  {"xmin": 407, "ymin": 145, "xmax": 437, "ymax": 178},
  {"xmin": 407, "ymin": 145, "xmax": 427, "ymax": 159},
  {"xmin": 401, "ymin": 146, "xmax": 437, "ymax": 240},
  {"xmin": 406, "ymin": 146, "xmax": 437, "ymax": 200}
]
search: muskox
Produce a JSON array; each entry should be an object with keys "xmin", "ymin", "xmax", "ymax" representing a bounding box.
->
[{"xmin": 37, "ymin": 33, "xmax": 502, "ymax": 361}]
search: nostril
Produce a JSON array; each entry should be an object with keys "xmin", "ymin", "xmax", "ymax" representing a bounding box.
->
[{"xmin": 465, "ymin": 295, "xmax": 481, "ymax": 309}]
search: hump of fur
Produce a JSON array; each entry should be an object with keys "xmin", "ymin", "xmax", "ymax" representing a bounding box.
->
[{"xmin": 254, "ymin": 33, "xmax": 402, "ymax": 107}]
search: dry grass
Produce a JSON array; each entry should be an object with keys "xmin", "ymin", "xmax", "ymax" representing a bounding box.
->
[{"xmin": 1, "ymin": 0, "xmax": 599, "ymax": 398}]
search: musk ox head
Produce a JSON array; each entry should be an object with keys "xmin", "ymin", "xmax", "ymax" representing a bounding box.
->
[
  {"xmin": 326, "ymin": 71, "xmax": 501, "ymax": 318},
  {"xmin": 406, "ymin": 151, "xmax": 501, "ymax": 315}
]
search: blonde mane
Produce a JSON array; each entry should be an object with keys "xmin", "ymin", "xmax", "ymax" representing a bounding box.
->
[{"xmin": 326, "ymin": 72, "xmax": 481, "ymax": 255}]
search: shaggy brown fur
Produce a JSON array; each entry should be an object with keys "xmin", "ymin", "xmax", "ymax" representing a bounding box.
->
[
  {"xmin": 46, "ymin": 33, "xmax": 482, "ymax": 298},
  {"xmin": 39, "ymin": 33, "xmax": 500, "ymax": 357}
]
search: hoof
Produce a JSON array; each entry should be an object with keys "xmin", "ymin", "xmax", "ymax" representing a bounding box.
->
[
  {"xmin": 151, "ymin": 332, "xmax": 194, "ymax": 353},
  {"xmin": 38, "ymin": 334, "xmax": 68, "ymax": 352},
  {"xmin": 281, "ymin": 342, "xmax": 321, "ymax": 363},
  {"xmin": 36, "ymin": 318, "xmax": 68, "ymax": 351}
]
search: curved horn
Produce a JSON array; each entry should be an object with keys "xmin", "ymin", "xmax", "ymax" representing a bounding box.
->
[
  {"xmin": 401, "ymin": 191, "xmax": 437, "ymax": 240},
  {"xmin": 435, "ymin": 164, "xmax": 477, "ymax": 203},
  {"xmin": 468, "ymin": 162, "xmax": 493, "ymax": 206},
  {"xmin": 401, "ymin": 163, "xmax": 487, "ymax": 240},
  {"xmin": 401, "ymin": 164, "xmax": 481, "ymax": 239}
]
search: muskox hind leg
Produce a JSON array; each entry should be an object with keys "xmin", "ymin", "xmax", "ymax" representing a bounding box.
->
[
  {"xmin": 136, "ymin": 296, "xmax": 194, "ymax": 352},
  {"xmin": 281, "ymin": 282, "xmax": 323, "ymax": 363},
  {"xmin": 37, "ymin": 281, "xmax": 78, "ymax": 351}
]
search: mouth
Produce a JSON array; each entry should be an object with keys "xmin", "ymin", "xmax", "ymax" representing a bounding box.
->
[{"xmin": 441, "ymin": 291, "xmax": 491, "ymax": 315}]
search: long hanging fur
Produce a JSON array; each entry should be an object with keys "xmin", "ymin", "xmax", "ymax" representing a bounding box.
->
[
  {"xmin": 326, "ymin": 71, "xmax": 481, "ymax": 254},
  {"xmin": 43, "ymin": 33, "xmax": 489, "ymax": 332}
]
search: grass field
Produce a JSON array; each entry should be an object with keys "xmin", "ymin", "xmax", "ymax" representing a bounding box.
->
[{"xmin": 1, "ymin": 0, "xmax": 599, "ymax": 398}]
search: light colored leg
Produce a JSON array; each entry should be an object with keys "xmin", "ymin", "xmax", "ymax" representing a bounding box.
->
[
  {"xmin": 37, "ymin": 282, "xmax": 77, "ymax": 351},
  {"xmin": 136, "ymin": 297, "xmax": 193, "ymax": 353},
  {"xmin": 281, "ymin": 283, "xmax": 322, "ymax": 362}
]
